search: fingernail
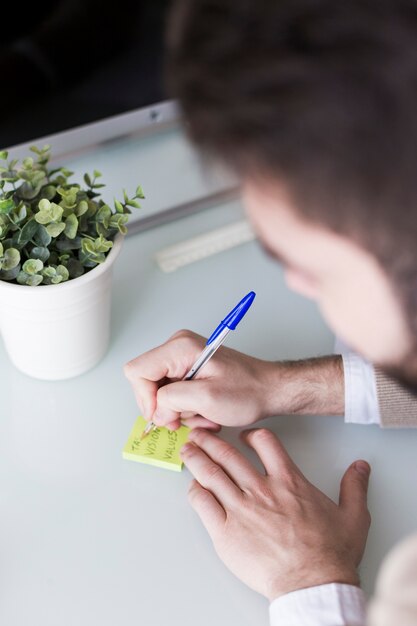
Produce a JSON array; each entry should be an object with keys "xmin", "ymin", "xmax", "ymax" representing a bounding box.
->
[
  {"xmin": 355, "ymin": 461, "xmax": 370, "ymax": 476},
  {"xmin": 180, "ymin": 442, "xmax": 194, "ymax": 455}
]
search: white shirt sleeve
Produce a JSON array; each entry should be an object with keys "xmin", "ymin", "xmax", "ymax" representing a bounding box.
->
[
  {"xmin": 269, "ymin": 583, "xmax": 367, "ymax": 626},
  {"xmin": 334, "ymin": 337, "xmax": 381, "ymax": 425}
]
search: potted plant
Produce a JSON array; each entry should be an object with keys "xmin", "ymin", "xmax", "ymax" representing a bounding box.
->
[{"xmin": 0, "ymin": 144, "xmax": 144, "ymax": 380}]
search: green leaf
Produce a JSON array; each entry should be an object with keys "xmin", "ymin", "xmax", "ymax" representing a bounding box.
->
[
  {"xmin": 55, "ymin": 236, "xmax": 81, "ymax": 251},
  {"xmin": 67, "ymin": 258, "xmax": 84, "ymax": 279},
  {"xmin": 30, "ymin": 246, "xmax": 50, "ymax": 263},
  {"xmin": 0, "ymin": 150, "xmax": 8, "ymax": 160},
  {"xmin": 97, "ymin": 204, "xmax": 112, "ymax": 222},
  {"xmin": 75, "ymin": 200, "xmax": 88, "ymax": 216},
  {"xmin": 84, "ymin": 173, "xmax": 92, "ymax": 187},
  {"xmin": 126, "ymin": 199, "xmax": 141, "ymax": 209},
  {"xmin": 57, "ymin": 186, "xmax": 78, "ymax": 208},
  {"xmin": 64, "ymin": 213, "xmax": 78, "ymax": 239},
  {"xmin": 38, "ymin": 198, "xmax": 51, "ymax": 212},
  {"xmin": 18, "ymin": 219, "xmax": 38, "ymax": 245},
  {"xmin": 22, "ymin": 157, "xmax": 34, "ymax": 169},
  {"xmin": 93, "ymin": 169, "xmax": 102, "ymax": 178},
  {"xmin": 42, "ymin": 266, "xmax": 56, "ymax": 278},
  {"xmin": 16, "ymin": 204, "xmax": 27, "ymax": 222},
  {"xmin": 23, "ymin": 258, "xmax": 43, "ymax": 275},
  {"xmin": 0, "ymin": 264, "xmax": 20, "ymax": 281},
  {"xmin": 0, "ymin": 242, "xmax": 3, "ymax": 256},
  {"xmin": 17, "ymin": 181, "xmax": 43, "ymax": 200},
  {"xmin": 2, "ymin": 248, "xmax": 20, "ymax": 270},
  {"xmin": 56, "ymin": 265, "xmax": 69, "ymax": 281},
  {"xmin": 33, "ymin": 225, "xmax": 51, "ymax": 247},
  {"xmin": 35, "ymin": 210, "xmax": 51, "ymax": 225},
  {"xmin": 94, "ymin": 235, "xmax": 113, "ymax": 253},
  {"xmin": 0, "ymin": 198, "xmax": 15, "ymax": 214},
  {"xmin": 50, "ymin": 203, "xmax": 63, "ymax": 222},
  {"xmin": 26, "ymin": 274, "xmax": 43, "ymax": 286},
  {"xmin": 114, "ymin": 199, "xmax": 124, "ymax": 213},
  {"xmin": 41, "ymin": 185, "xmax": 56, "ymax": 200},
  {"xmin": 95, "ymin": 223, "xmax": 110, "ymax": 237},
  {"xmin": 123, "ymin": 189, "xmax": 129, "ymax": 203},
  {"xmin": 81, "ymin": 238, "xmax": 95, "ymax": 254},
  {"xmin": 46, "ymin": 222, "xmax": 66, "ymax": 238},
  {"xmin": 17, "ymin": 271, "xmax": 30, "ymax": 285},
  {"xmin": 136, "ymin": 185, "xmax": 145, "ymax": 199}
]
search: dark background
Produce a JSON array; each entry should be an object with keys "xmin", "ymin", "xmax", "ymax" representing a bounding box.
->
[{"xmin": 1, "ymin": 0, "xmax": 171, "ymax": 148}]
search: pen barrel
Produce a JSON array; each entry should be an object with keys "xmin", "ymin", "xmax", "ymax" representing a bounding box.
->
[{"xmin": 184, "ymin": 327, "xmax": 230, "ymax": 380}]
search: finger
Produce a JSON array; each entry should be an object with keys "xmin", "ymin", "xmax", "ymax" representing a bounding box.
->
[
  {"xmin": 132, "ymin": 378, "xmax": 158, "ymax": 421},
  {"xmin": 123, "ymin": 333, "xmax": 206, "ymax": 420},
  {"xmin": 188, "ymin": 479, "xmax": 226, "ymax": 535},
  {"xmin": 180, "ymin": 416, "xmax": 221, "ymax": 431},
  {"xmin": 154, "ymin": 379, "xmax": 216, "ymax": 426},
  {"xmin": 241, "ymin": 428, "xmax": 302, "ymax": 477},
  {"xmin": 124, "ymin": 331, "xmax": 205, "ymax": 384},
  {"xmin": 180, "ymin": 441, "xmax": 242, "ymax": 506},
  {"xmin": 339, "ymin": 460, "xmax": 371, "ymax": 529},
  {"xmin": 164, "ymin": 418, "xmax": 182, "ymax": 431},
  {"xmin": 188, "ymin": 428, "xmax": 262, "ymax": 488}
]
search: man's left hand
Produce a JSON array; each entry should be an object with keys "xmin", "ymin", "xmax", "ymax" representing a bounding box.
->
[{"xmin": 181, "ymin": 428, "xmax": 371, "ymax": 601}]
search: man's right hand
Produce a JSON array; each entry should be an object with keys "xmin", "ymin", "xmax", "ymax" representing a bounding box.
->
[
  {"xmin": 123, "ymin": 329, "xmax": 279, "ymax": 431},
  {"xmin": 123, "ymin": 329, "xmax": 345, "ymax": 431}
]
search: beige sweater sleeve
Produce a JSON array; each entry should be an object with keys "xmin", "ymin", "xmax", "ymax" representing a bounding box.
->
[
  {"xmin": 367, "ymin": 532, "xmax": 417, "ymax": 626},
  {"xmin": 374, "ymin": 367, "xmax": 417, "ymax": 427}
]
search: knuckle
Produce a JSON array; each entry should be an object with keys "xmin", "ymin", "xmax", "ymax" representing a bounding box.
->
[
  {"xmin": 170, "ymin": 330, "xmax": 205, "ymax": 352},
  {"xmin": 205, "ymin": 463, "xmax": 223, "ymax": 482},
  {"xmin": 216, "ymin": 444, "xmax": 240, "ymax": 466},
  {"xmin": 170, "ymin": 329, "xmax": 201, "ymax": 347},
  {"xmin": 188, "ymin": 483, "xmax": 209, "ymax": 506},
  {"xmin": 250, "ymin": 428, "xmax": 274, "ymax": 444},
  {"xmin": 170, "ymin": 328, "xmax": 193, "ymax": 341},
  {"xmin": 251, "ymin": 480, "xmax": 277, "ymax": 507},
  {"xmin": 123, "ymin": 360, "xmax": 136, "ymax": 380}
]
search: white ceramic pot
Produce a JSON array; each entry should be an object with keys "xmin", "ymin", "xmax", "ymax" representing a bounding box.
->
[{"xmin": 0, "ymin": 234, "xmax": 124, "ymax": 380}]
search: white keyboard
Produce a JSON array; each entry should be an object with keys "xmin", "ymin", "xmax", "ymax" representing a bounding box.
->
[{"xmin": 154, "ymin": 219, "xmax": 256, "ymax": 273}]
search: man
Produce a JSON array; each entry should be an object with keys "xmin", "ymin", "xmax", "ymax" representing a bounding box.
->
[{"xmin": 124, "ymin": 1, "xmax": 417, "ymax": 623}]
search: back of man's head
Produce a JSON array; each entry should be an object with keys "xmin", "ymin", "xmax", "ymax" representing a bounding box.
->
[{"xmin": 166, "ymin": 0, "xmax": 417, "ymax": 346}]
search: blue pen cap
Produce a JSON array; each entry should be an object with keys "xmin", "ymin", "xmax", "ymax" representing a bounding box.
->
[
  {"xmin": 222, "ymin": 291, "xmax": 256, "ymax": 329},
  {"xmin": 207, "ymin": 291, "xmax": 256, "ymax": 345}
]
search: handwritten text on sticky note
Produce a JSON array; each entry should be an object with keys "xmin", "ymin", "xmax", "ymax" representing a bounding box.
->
[{"xmin": 122, "ymin": 416, "xmax": 190, "ymax": 472}]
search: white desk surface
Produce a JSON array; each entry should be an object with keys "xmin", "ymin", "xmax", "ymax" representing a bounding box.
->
[{"xmin": 1, "ymin": 126, "xmax": 417, "ymax": 626}]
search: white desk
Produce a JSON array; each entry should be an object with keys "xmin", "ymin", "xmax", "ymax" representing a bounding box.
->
[{"xmin": 1, "ymin": 125, "xmax": 417, "ymax": 626}]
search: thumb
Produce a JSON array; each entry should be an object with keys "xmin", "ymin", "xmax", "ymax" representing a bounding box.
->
[
  {"xmin": 154, "ymin": 379, "xmax": 212, "ymax": 426},
  {"xmin": 339, "ymin": 460, "xmax": 371, "ymax": 526}
]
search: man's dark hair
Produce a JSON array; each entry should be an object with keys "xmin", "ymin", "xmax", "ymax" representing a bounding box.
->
[{"xmin": 166, "ymin": 0, "xmax": 417, "ymax": 342}]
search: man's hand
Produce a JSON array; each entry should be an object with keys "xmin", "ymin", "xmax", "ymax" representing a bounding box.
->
[
  {"xmin": 181, "ymin": 428, "xmax": 371, "ymax": 601},
  {"xmin": 123, "ymin": 329, "xmax": 279, "ymax": 431},
  {"xmin": 123, "ymin": 329, "xmax": 344, "ymax": 431}
]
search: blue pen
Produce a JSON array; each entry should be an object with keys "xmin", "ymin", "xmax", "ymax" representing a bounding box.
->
[{"xmin": 140, "ymin": 290, "xmax": 256, "ymax": 440}]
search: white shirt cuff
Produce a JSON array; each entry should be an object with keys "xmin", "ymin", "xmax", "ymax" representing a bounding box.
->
[
  {"xmin": 334, "ymin": 337, "xmax": 380, "ymax": 425},
  {"xmin": 269, "ymin": 583, "xmax": 366, "ymax": 626}
]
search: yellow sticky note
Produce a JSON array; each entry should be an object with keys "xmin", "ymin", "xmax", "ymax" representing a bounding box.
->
[{"xmin": 122, "ymin": 416, "xmax": 190, "ymax": 472}]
